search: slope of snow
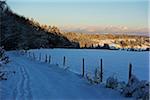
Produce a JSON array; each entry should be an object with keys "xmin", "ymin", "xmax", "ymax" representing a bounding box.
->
[
  {"xmin": 29, "ymin": 49, "xmax": 149, "ymax": 82},
  {"xmin": 0, "ymin": 51, "xmax": 130, "ymax": 99}
]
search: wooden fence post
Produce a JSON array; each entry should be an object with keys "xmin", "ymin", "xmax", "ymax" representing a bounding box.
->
[
  {"xmin": 100, "ymin": 59, "xmax": 103, "ymax": 82},
  {"xmin": 63, "ymin": 56, "xmax": 66, "ymax": 66},
  {"xmin": 82, "ymin": 58, "xmax": 85, "ymax": 77},
  {"xmin": 45, "ymin": 54, "xmax": 47, "ymax": 62},
  {"xmin": 128, "ymin": 63, "xmax": 132, "ymax": 81},
  {"xmin": 33, "ymin": 52, "xmax": 35, "ymax": 60},
  {"xmin": 49, "ymin": 55, "xmax": 51, "ymax": 63},
  {"xmin": 31, "ymin": 52, "xmax": 33, "ymax": 59},
  {"xmin": 28, "ymin": 52, "xmax": 30, "ymax": 57},
  {"xmin": 39, "ymin": 53, "xmax": 41, "ymax": 61}
]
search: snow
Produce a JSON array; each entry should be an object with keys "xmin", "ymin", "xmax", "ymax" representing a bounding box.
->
[
  {"xmin": 122, "ymin": 75, "xmax": 149, "ymax": 99},
  {"xmin": 106, "ymin": 75, "xmax": 118, "ymax": 89},
  {"xmin": 28, "ymin": 48, "xmax": 149, "ymax": 82},
  {"xmin": 0, "ymin": 51, "xmax": 130, "ymax": 99}
]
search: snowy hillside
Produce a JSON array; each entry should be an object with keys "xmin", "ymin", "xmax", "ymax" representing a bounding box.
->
[
  {"xmin": 0, "ymin": 1, "xmax": 79, "ymax": 50},
  {"xmin": 0, "ymin": 51, "xmax": 130, "ymax": 100}
]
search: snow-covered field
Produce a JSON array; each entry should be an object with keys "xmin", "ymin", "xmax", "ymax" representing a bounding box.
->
[
  {"xmin": 29, "ymin": 49, "xmax": 149, "ymax": 82},
  {"xmin": 0, "ymin": 51, "xmax": 131, "ymax": 100},
  {"xmin": 1, "ymin": 49, "xmax": 149, "ymax": 99}
]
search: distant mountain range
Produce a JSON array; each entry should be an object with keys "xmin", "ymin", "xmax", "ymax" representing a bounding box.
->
[{"xmin": 60, "ymin": 25, "xmax": 149, "ymax": 36}]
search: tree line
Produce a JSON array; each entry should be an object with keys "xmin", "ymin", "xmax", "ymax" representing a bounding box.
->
[{"xmin": 0, "ymin": 1, "xmax": 79, "ymax": 50}]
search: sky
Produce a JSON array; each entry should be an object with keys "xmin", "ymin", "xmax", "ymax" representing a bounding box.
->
[{"xmin": 7, "ymin": 0, "xmax": 149, "ymax": 34}]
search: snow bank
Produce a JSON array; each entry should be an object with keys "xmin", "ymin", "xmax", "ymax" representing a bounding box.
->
[
  {"xmin": 106, "ymin": 75, "xmax": 118, "ymax": 89},
  {"xmin": 122, "ymin": 75, "xmax": 149, "ymax": 99}
]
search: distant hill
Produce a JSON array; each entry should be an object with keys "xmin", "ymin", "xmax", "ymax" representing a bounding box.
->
[
  {"xmin": 0, "ymin": 1, "xmax": 79, "ymax": 50},
  {"xmin": 62, "ymin": 32, "xmax": 150, "ymax": 49}
]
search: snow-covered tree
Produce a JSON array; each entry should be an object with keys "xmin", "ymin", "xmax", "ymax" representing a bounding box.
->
[
  {"xmin": 86, "ymin": 73, "xmax": 94, "ymax": 84},
  {"xmin": 122, "ymin": 75, "xmax": 140, "ymax": 97},
  {"xmin": 0, "ymin": 46, "xmax": 9, "ymax": 80},
  {"xmin": 122, "ymin": 75, "xmax": 149, "ymax": 100},
  {"xmin": 132, "ymin": 80, "xmax": 149, "ymax": 99},
  {"xmin": 0, "ymin": 46, "xmax": 9, "ymax": 65},
  {"xmin": 106, "ymin": 74, "xmax": 118, "ymax": 89},
  {"xmin": 93, "ymin": 68, "xmax": 101, "ymax": 84},
  {"xmin": 86, "ymin": 67, "xmax": 102, "ymax": 84}
]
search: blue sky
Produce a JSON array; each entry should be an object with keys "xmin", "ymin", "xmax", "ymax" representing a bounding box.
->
[{"xmin": 7, "ymin": 0, "xmax": 148, "ymax": 33}]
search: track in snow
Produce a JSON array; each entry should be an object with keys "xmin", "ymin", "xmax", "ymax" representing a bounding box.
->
[{"xmin": 12, "ymin": 63, "xmax": 33, "ymax": 100}]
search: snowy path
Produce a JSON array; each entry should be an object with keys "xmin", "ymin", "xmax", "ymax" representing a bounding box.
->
[
  {"xmin": 0, "ymin": 52, "xmax": 129, "ymax": 100},
  {"xmin": 12, "ymin": 64, "xmax": 33, "ymax": 100}
]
